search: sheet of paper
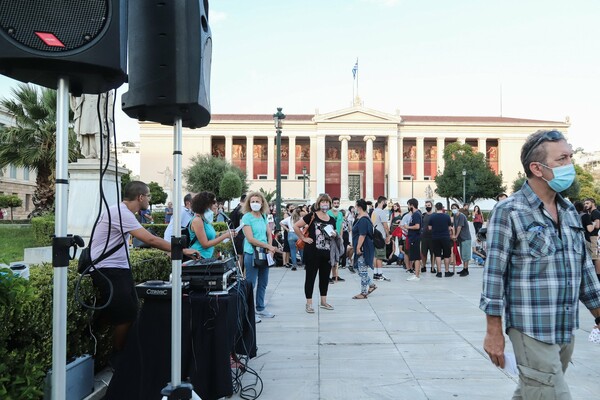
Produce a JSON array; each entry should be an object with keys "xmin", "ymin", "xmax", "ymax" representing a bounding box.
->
[
  {"xmin": 267, "ymin": 253, "xmax": 276, "ymax": 267},
  {"xmin": 503, "ymin": 352, "xmax": 518, "ymax": 376}
]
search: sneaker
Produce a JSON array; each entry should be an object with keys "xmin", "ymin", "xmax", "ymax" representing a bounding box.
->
[
  {"xmin": 430, "ymin": 268, "xmax": 437, "ymax": 273},
  {"xmin": 255, "ymin": 315, "xmax": 262, "ymax": 324},
  {"xmin": 406, "ymin": 269, "xmax": 415, "ymax": 274},
  {"xmin": 335, "ymin": 276, "xmax": 345, "ymax": 282},
  {"xmin": 380, "ymin": 274, "xmax": 391, "ymax": 282},
  {"xmin": 291, "ymin": 266, "xmax": 297, "ymax": 271},
  {"xmin": 406, "ymin": 275, "xmax": 421, "ymax": 282},
  {"xmin": 329, "ymin": 277, "xmax": 335, "ymax": 284},
  {"xmin": 420, "ymin": 267, "xmax": 426, "ymax": 273},
  {"xmin": 285, "ymin": 263, "xmax": 291, "ymax": 268},
  {"xmin": 436, "ymin": 272, "xmax": 442, "ymax": 278},
  {"xmin": 373, "ymin": 274, "xmax": 384, "ymax": 281},
  {"xmin": 256, "ymin": 310, "xmax": 275, "ymax": 318},
  {"xmin": 444, "ymin": 271, "xmax": 454, "ymax": 277},
  {"xmin": 459, "ymin": 269, "xmax": 469, "ymax": 277},
  {"xmin": 348, "ymin": 265, "xmax": 356, "ymax": 274}
]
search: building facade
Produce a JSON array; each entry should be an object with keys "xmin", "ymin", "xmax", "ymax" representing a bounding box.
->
[
  {"xmin": 0, "ymin": 108, "xmax": 36, "ymax": 219},
  {"xmin": 139, "ymin": 104, "xmax": 570, "ymax": 204}
]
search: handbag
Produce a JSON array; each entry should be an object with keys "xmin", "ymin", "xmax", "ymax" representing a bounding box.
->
[
  {"xmin": 295, "ymin": 213, "xmax": 315, "ymax": 250},
  {"xmin": 253, "ymin": 246, "xmax": 269, "ymax": 268}
]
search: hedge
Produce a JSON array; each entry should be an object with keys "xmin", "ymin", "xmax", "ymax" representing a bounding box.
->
[
  {"xmin": 0, "ymin": 219, "xmax": 30, "ymax": 225},
  {"xmin": 152, "ymin": 211, "xmax": 166, "ymax": 224},
  {"xmin": 31, "ymin": 215, "xmax": 55, "ymax": 246},
  {"xmin": 0, "ymin": 248, "xmax": 172, "ymax": 399}
]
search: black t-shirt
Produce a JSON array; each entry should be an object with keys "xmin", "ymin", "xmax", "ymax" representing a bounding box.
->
[
  {"xmin": 408, "ymin": 210, "xmax": 422, "ymax": 241},
  {"xmin": 581, "ymin": 212, "xmax": 593, "ymax": 242},
  {"xmin": 429, "ymin": 213, "xmax": 452, "ymax": 240},
  {"xmin": 590, "ymin": 209, "xmax": 600, "ymax": 236},
  {"xmin": 302, "ymin": 212, "xmax": 336, "ymax": 255},
  {"xmin": 421, "ymin": 212, "xmax": 433, "ymax": 238}
]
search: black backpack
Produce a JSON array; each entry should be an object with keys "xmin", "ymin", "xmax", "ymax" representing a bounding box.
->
[{"xmin": 372, "ymin": 228, "xmax": 386, "ymax": 249}]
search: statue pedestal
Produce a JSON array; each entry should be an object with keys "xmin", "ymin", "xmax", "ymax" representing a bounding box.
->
[{"xmin": 68, "ymin": 159, "xmax": 128, "ymax": 245}]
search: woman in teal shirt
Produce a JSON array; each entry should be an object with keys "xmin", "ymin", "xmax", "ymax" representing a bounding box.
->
[{"xmin": 189, "ymin": 192, "xmax": 232, "ymax": 259}]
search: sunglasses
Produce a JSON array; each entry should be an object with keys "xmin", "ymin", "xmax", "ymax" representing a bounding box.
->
[{"xmin": 523, "ymin": 130, "xmax": 564, "ymax": 162}]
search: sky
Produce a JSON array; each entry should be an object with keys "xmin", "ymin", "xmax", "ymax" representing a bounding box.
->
[{"xmin": 1, "ymin": 0, "xmax": 599, "ymax": 151}]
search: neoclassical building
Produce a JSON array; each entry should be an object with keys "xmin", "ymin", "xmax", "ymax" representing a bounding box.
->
[{"xmin": 138, "ymin": 103, "xmax": 570, "ymax": 203}]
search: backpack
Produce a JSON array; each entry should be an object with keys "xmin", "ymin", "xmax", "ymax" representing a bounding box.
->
[{"xmin": 372, "ymin": 227, "xmax": 386, "ymax": 249}]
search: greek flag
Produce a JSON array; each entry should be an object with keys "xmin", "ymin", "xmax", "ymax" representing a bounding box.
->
[{"xmin": 352, "ymin": 60, "xmax": 358, "ymax": 79}]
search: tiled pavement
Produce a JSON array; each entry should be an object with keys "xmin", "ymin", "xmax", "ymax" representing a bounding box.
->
[{"xmin": 231, "ymin": 264, "xmax": 600, "ymax": 400}]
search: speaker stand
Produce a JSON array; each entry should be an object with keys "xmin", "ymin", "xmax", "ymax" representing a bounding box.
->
[{"xmin": 161, "ymin": 117, "xmax": 201, "ymax": 400}]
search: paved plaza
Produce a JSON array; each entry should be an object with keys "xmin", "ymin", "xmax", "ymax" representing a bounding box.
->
[{"xmin": 234, "ymin": 264, "xmax": 600, "ymax": 400}]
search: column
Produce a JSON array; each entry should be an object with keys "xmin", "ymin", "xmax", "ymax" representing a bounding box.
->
[
  {"xmin": 387, "ymin": 134, "xmax": 398, "ymax": 199},
  {"xmin": 267, "ymin": 135, "xmax": 275, "ymax": 180},
  {"xmin": 478, "ymin": 138, "xmax": 487, "ymax": 156},
  {"xmin": 339, "ymin": 135, "xmax": 351, "ymax": 200},
  {"xmin": 316, "ymin": 135, "xmax": 326, "ymax": 195},
  {"xmin": 288, "ymin": 136, "xmax": 296, "ymax": 179},
  {"xmin": 364, "ymin": 136, "xmax": 375, "ymax": 201},
  {"xmin": 225, "ymin": 135, "xmax": 233, "ymax": 163},
  {"xmin": 246, "ymin": 136, "xmax": 254, "ymax": 180},
  {"xmin": 437, "ymin": 137, "xmax": 445, "ymax": 173},
  {"xmin": 416, "ymin": 137, "xmax": 424, "ymax": 181}
]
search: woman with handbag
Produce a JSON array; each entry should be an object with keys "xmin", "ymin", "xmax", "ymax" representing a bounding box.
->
[
  {"xmin": 242, "ymin": 191, "xmax": 279, "ymax": 321},
  {"xmin": 293, "ymin": 194, "xmax": 337, "ymax": 313}
]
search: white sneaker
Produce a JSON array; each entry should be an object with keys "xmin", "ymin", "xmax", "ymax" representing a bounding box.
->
[
  {"xmin": 255, "ymin": 314, "xmax": 262, "ymax": 323},
  {"xmin": 257, "ymin": 310, "xmax": 275, "ymax": 318},
  {"xmin": 406, "ymin": 275, "xmax": 421, "ymax": 282}
]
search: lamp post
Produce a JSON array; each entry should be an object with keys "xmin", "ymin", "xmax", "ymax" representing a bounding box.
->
[
  {"xmin": 273, "ymin": 107, "xmax": 285, "ymax": 224},
  {"xmin": 462, "ymin": 168, "xmax": 467, "ymax": 204},
  {"xmin": 302, "ymin": 165, "xmax": 307, "ymax": 200}
]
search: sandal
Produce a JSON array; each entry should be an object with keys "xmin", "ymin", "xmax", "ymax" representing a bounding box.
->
[
  {"xmin": 319, "ymin": 303, "xmax": 334, "ymax": 310},
  {"xmin": 352, "ymin": 293, "xmax": 368, "ymax": 299},
  {"xmin": 368, "ymin": 285, "xmax": 378, "ymax": 294},
  {"xmin": 305, "ymin": 304, "xmax": 315, "ymax": 313}
]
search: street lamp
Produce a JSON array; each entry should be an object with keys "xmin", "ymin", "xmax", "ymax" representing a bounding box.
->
[
  {"xmin": 273, "ymin": 107, "xmax": 286, "ymax": 224},
  {"xmin": 462, "ymin": 168, "xmax": 467, "ymax": 204},
  {"xmin": 302, "ymin": 165, "xmax": 307, "ymax": 200}
]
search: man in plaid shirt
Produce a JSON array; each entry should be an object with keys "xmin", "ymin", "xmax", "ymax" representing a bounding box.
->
[{"xmin": 481, "ymin": 130, "xmax": 600, "ymax": 399}]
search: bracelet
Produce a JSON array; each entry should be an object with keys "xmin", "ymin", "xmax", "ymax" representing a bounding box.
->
[{"xmin": 595, "ymin": 316, "xmax": 600, "ymax": 325}]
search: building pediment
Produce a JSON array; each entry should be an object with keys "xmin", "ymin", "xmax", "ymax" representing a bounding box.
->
[{"xmin": 313, "ymin": 106, "xmax": 402, "ymax": 124}]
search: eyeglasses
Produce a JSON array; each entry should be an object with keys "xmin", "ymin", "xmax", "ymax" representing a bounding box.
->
[
  {"xmin": 523, "ymin": 130, "xmax": 564, "ymax": 162},
  {"xmin": 141, "ymin": 193, "xmax": 152, "ymax": 200}
]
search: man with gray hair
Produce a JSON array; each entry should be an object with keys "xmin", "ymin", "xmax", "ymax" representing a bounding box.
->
[{"xmin": 481, "ymin": 130, "xmax": 600, "ymax": 399}]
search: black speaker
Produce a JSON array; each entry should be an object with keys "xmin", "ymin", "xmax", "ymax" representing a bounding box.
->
[
  {"xmin": 0, "ymin": 0, "xmax": 127, "ymax": 95},
  {"xmin": 122, "ymin": 0, "xmax": 212, "ymax": 129}
]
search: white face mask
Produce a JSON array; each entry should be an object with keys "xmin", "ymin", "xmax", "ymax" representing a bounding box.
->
[
  {"xmin": 452, "ymin": 209, "xmax": 458, "ymax": 215},
  {"xmin": 332, "ymin": 206, "xmax": 339, "ymax": 211},
  {"xmin": 204, "ymin": 210, "xmax": 214, "ymax": 222},
  {"xmin": 250, "ymin": 203, "xmax": 262, "ymax": 212}
]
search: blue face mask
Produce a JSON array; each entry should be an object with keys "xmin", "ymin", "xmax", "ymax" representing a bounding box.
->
[
  {"xmin": 204, "ymin": 210, "xmax": 214, "ymax": 222},
  {"xmin": 540, "ymin": 163, "xmax": 576, "ymax": 193}
]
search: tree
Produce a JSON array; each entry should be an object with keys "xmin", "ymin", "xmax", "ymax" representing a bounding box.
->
[
  {"xmin": 148, "ymin": 181, "xmax": 168, "ymax": 210},
  {"xmin": 259, "ymin": 188, "xmax": 277, "ymax": 204},
  {"xmin": 219, "ymin": 172, "xmax": 243, "ymax": 210},
  {"xmin": 434, "ymin": 142, "xmax": 505, "ymax": 204},
  {"xmin": 183, "ymin": 154, "xmax": 248, "ymax": 200},
  {"xmin": 0, "ymin": 195, "xmax": 23, "ymax": 221},
  {"xmin": 0, "ymin": 83, "xmax": 80, "ymax": 216},
  {"xmin": 511, "ymin": 164, "xmax": 585, "ymax": 200},
  {"xmin": 120, "ymin": 169, "xmax": 132, "ymax": 200}
]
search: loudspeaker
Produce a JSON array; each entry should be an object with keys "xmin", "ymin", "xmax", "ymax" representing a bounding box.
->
[
  {"xmin": 122, "ymin": 0, "xmax": 212, "ymax": 129},
  {"xmin": 0, "ymin": 0, "xmax": 127, "ymax": 95}
]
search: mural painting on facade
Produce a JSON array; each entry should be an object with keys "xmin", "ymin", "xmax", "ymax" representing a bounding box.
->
[
  {"xmin": 254, "ymin": 144, "xmax": 268, "ymax": 160},
  {"xmin": 425, "ymin": 145, "xmax": 437, "ymax": 160},
  {"xmin": 487, "ymin": 146, "xmax": 498, "ymax": 160},
  {"xmin": 403, "ymin": 144, "xmax": 417, "ymax": 160},
  {"xmin": 326, "ymin": 146, "xmax": 340, "ymax": 160},
  {"xmin": 232, "ymin": 144, "xmax": 246, "ymax": 160},
  {"xmin": 212, "ymin": 143, "xmax": 225, "ymax": 158},
  {"xmin": 295, "ymin": 144, "xmax": 310, "ymax": 160},
  {"xmin": 348, "ymin": 143, "xmax": 366, "ymax": 161}
]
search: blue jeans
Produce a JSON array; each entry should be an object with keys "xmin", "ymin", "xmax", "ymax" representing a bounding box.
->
[
  {"xmin": 287, "ymin": 231, "xmax": 299, "ymax": 265},
  {"xmin": 473, "ymin": 254, "xmax": 485, "ymax": 266},
  {"xmin": 244, "ymin": 252, "xmax": 269, "ymax": 311}
]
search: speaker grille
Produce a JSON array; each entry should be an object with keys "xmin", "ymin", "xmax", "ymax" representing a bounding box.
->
[{"xmin": 0, "ymin": 0, "xmax": 108, "ymax": 53}]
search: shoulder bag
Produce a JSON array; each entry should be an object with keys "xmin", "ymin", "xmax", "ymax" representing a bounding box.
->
[{"xmin": 295, "ymin": 213, "xmax": 315, "ymax": 250}]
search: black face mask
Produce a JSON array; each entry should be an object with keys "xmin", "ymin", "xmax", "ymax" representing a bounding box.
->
[
  {"xmin": 425, "ymin": 206, "xmax": 432, "ymax": 212},
  {"xmin": 381, "ymin": 204, "xmax": 387, "ymax": 209}
]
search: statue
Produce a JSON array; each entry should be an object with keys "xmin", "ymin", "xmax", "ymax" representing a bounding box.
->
[
  {"xmin": 425, "ymin": 185, "xmax": 434, "ymax": 200},
  {"xmin": 70, "ymin": 92, "xmax": 114, "ymax": 160}
]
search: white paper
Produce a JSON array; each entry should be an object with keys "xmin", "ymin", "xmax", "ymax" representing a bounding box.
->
[
  {"xmin": 503, "ymin": 352, "xmax": 518, "ymax": 376},
  {"xmin": 324, "ymin": 225, "xmax": 336, "ymax": 236},
  {"xmin": 589, "ymin": 327, "xmax": 600, "ymax": 344},
  {"xmin": 222, "ymin": 238, "xmax": 230, "ymax": 243},
  {"xmin": 267, "ymin": 253, "xmax": 276, "ymax": 266}
]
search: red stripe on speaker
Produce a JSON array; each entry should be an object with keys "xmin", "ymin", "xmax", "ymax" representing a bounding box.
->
[{"xmin": 34, "ymin": 32, "xmax": 65, "ymax": 48}]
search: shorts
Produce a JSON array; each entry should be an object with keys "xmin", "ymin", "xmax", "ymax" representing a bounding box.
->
[
  {"xmin": 432, "ymin": 238, "xmax": 452, "ymax": 258},
  {"xmin": 459, "ymin": 240, "xmax": 472, "ymax": 262},
  {"xmin": 590, "ymin": 236, "xmax": 598, "ymax": 261},
  {"xmin": 409, "ymin": 238, "xmax": 421, "ymax": 261},
  {"xmin": 421, "ymin": 237, "xmax": 434, "ymax": 258},
  {"xmin": 91, "ymin": 268, "xmax": 138, "ymax": 325},
  {"xmin": 374, "ymin": 247, "xmax": 387, "ymax": 260}
]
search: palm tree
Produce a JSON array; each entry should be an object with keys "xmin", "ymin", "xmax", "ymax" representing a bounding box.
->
[{"xmin": 0, "ymin": 83, "xmax": 80, "ymax": 216}]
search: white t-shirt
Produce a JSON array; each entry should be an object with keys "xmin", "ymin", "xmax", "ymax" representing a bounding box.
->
[
  {"xmin": 401, "ymin": 211, "xmax": 413, "ymax": 235},
  {"xmin": 372, "ymin": 208, "xmax": 388, "ymax": 237},
  {"xmin": 91, "ymin": 203, "xmax": 142, "ymax": 269},
  {"xmin": 163, "ymin": 206, "xmax": 195, "ymax": 240},
  {"xmin": 280, "ymin": 216, "xmax": 292, "ymax": 230}
]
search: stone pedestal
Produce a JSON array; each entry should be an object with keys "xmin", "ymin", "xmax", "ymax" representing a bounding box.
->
[{"xmin": 67, "ymin": 159, "xmax": 128, "ymax": 245}]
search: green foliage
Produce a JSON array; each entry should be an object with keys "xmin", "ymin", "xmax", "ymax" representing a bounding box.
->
[
  {"xmin": 152, "ymin": 211, "xmax": 166, "ymax": 223},
  {"xmin": 512, "ymin": 171, "xmax": 527, "ymax": 193},
  {"xmin": 219, "ymin": 172, "xmax": 243, "ymax": 207},
  {"xmin": 183, "ymin": 154, "xmax": 248, "ymax": 201},
  {"xmin": 0, "ymin": 248, "xmax": 173, "ymax": 398},
  {"xmin": 574, "ymin": 164, "xmax": 600, "ymax": 201},
  {"xmin": 0, "ymin": 219, "xmax": 29, "ymax": 225},
  {"xmin": 0, "ymin": 195, "xmax": 23, "ymax": 221},
  {"xmin": 31, "ymin": 215, "xmax": 55, "ymax": 246},
  {"xmin": 434, "ymin": 142, "xmax": 505, "ymax": 203},
  {"xmin": 259, "ymin": 188, "xmax": 277, "ymax": 203},
  {"xmin": 141, "ymin": 223, "xmax": 168, "ymax": 239},
  {"xmin": 148, "ymin": 181, "xmax": 168, "ymax": 209},
  {"xmin": 120, "ymin": 170, "xmax": 132, "ymax": 200},
  {"xmin": 0, "ymin": 225, "xmax": 33, "ymax": 264},
  {"xmin": 0, "ymin": 84, "xmax": 79, "ymax": 216},
  {"xmin": 511, "ymin": 164, "xmax": 585, "ymax": 200}
]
